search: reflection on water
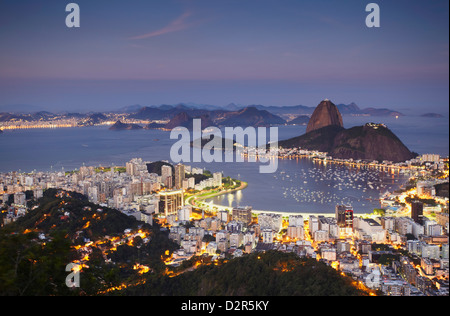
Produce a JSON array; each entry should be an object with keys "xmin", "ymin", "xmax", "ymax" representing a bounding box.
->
[{"xmin": 203, "ymin": 157, "xmax": 410, "ymax": 215}]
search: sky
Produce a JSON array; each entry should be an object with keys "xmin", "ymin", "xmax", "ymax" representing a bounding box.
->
[{"xmin": 0, "ymin": 0, "xmax": 448, "ymax": 114}]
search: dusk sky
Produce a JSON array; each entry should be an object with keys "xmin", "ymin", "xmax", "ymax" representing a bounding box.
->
[{"xmin": 0, "ymin": 0, "xmax": 448, "ymax": 114}]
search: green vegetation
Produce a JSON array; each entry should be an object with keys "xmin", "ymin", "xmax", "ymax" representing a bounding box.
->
[
  {"xmin": 0, "ymin": 229, "xmax": 74, "ymax": 295},
  {"xmin": 146, "ymin": 161, "xmax": 174, "ymax": 175},
  {"xmin": 0, "ymin": 188, "xmax": 178, "ymax": 295},
  {"xmin": 123, "ymin": 251, "xmax": 367, "ymax": 296},
  {"xmin": 372, "ymin": 208, "xmax": 386, "ymax": 216}
]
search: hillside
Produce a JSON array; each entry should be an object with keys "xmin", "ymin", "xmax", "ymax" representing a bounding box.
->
[
  {"xmin": 287, "ymin": 115, "xmax": 310, "ymax": 125},
  {"xmin": 146, "ymin": 161, "xmax": 174, "ymax": 175},
  {"xmin": 163, "ymin": 112, "xmax": 215, "ymax": 130},
  {"xmin": 0, "ymin": 189, "xmax": 177, "ymax": 295},
  {"xmin": 190, "ymin": 135, "xmax": 239, "ymax": 151},
  {"xmin": 331, "ymin": 124, "xmax": 416, "ymax": 162},
  {"xmin": 130, "ymin": 104, "xmax": 226, "ymax": 121},
  {"xmin": 279, "ymin": 125, "xmax": 345, "ymax": 153},
  {"xmin": 421, "ymin": 113, "xmax": 444, "ymax": 118},
  {"xmin": 279, "ymin": 124, "xmax": 416, "ymax": 162},
  {"xmin": 123, "ymin": 251, "xmax": 367, "ymax": 296},
  {"xmin": 109, "ymin": 120, "xmax": 143, "ymax": 130},
  {"xmin": 218, "ymin": 106, "xmax": 286, "ymax": 127}
]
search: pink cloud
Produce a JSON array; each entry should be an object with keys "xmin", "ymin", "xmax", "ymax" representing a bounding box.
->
[{"xmin": 130, "ymin": 10, "xmax": 194, "ymax": 40}]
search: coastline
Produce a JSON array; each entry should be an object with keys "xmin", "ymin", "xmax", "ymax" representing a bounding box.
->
[
  {"xmin": 185, "ymin": 179, "xmax": 376, "ymax": 219},
  {"xmin": 185, "ymin": 181, "xmax": 248, "ymax": 210}
]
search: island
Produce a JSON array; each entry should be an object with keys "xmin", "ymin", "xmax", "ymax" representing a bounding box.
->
[{"xmin": 109, "ymin": 120, "xmax": 143, "ymax": 131}]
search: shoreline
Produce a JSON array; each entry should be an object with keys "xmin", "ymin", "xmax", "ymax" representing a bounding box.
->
[{"xmin": 186, "ymin": 179, "xmax": 383, "ymax": 219}]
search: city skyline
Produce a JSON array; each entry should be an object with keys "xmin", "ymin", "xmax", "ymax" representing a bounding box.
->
[{"xmin": 0, "ymin": 0, "xmax": 448, "ymax": 114}]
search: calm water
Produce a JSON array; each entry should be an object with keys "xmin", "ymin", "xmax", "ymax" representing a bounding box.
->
[{"xmin": 0, "ymin": 115, "xmax": 447, "ymax": 214}]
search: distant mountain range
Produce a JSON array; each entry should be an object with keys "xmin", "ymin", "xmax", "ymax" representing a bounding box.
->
[
  {"xmin": 117, "ymin": 102, "xmax": 406, "ymax": 119},
  {"xmin": 130, "ymin": 106, "xmax": 285, "ymax": 131},
  {"xmin": 0, "ymin": 102, "xmax": 444, "ymax": 130},
  {"xmin": 420, "ymin": 113, "xmax": 444, "ymax": 118}
]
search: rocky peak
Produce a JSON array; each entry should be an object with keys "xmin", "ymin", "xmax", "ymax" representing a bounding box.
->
[{"xmin": 306, "ymin": 99, "xmax": 344, "ymax": 133}]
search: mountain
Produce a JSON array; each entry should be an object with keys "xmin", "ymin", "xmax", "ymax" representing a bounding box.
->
[
  {"xmin": 115, "ymin": 104, "xmax": 143, "ymax": 113},
  {"xmin": 336, "ymin": 103, "xmax": 403, "ymax": 117},
  {"xmin": 218, "ymin": 106, "xmax": 286, "ymax": 127},
  {"xmin": 279, "ymin": 99, "xmax": 415, "ymax": 162},
  {"xmin": 279, "ymin": 123, "xmax": 416, "ymax": 162},
  {"xmin": 124, "ymin": 251, "xmax": 367, "ymax": 296},
  {"xmin": 190, "ymin": 135, "xmax": 239, "ymax": 151},
  {"xmin": 360, "ymin": 108, "xmax": 403, "ymax": 117},
  {"xmin": 130, "ymin": 104, "xmax": 228, "ymax": 121},
  {"xmin": 336, "ymin": 102, "xmax": 361, "ymax": 114},
  {"xmin": 163, "ymin": 112, "xmax": 215, "ymax": 130},
  {"xmin": 109, "ymin": 120, "xmax": 143, "ymax": 130},
  {"xmin": 247, "ymin": 104, "xmax": 315, "ymax": 116},
  {"xmin": 144, "ymin": 122, "xmax": 166, "ymax": 129},
  {"xmin": 330, "ymin": 124, "xmax": 416, "ymax": 162},
  {"xmin": 306, "ymin": 99, "xmax": 344, "ymax": 133},
  {"xmin": 287, "ymin": 115, "xmax": 310, "ymax": 125},
  {"xmin": 80, "ymin": 113, "xmax": 108, "ymax": 126},
  {"xmin": 421, "ymin": 113, "xmax": 444, "ymax": 118},
  {"xmin": 0, "ymin": 188, "xmax": 178, "ymax": 296},
  {"xmin": 130, "ymin": 106, "xmax": 172, "ymax": 120},
  {"xmin": 224, "ymin": 103, "xmax": 402, "ymax": 118}
]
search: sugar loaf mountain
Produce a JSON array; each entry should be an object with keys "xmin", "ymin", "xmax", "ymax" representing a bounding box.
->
[{"xmin": 279, "ymin": 99, "xmax": 416, "ymax": 163}]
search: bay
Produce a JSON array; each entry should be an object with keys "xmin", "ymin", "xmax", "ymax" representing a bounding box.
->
[{"xmin": 0, "ymin": 114, "xmax": 447, "ymax": 214}]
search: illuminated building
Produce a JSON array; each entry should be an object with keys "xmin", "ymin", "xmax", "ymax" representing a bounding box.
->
[
  {"xmin": 313, "ymin": 230, "xmax": 329, "ymax": 242},
  {"xmin": 287, "ymin": 225, "xmax": 304, "ymax": 240},
  {"xmin": 229, "ymin": 232, "xmax": 243, "ymax": 248},
  {"xmin": 178, "ymin": 205, "xmax": 192, "ymax": 222},
  {"xmin": 159, "ymin": 189, "xmax": 184, "ymax": 217},
  {"xmin": 13, "ymin": 192, "xmax": 26, "ymax": 206},
  {"xmin": 213, "ymin": 172, "xmax": 222, "ymax": 187},
  {"xmin": 161, "ymin": 165, "xmax": 173, "ymax": 189},
  {"xmin": 258, "ymin": 213, "xmax": 282, "ymax": 232},
  {"xmin": 174, "ymin": 163, "xmax": 185, "ymax": 190},
  {"xmin": 288, "ymin": 215, "xmax": 304, "ymax": 227},
  {"xmin": 335, "ymin": 205, "xmax": 353, "ymax": 229},
  {"xmin": 421, "ymin": 154, "xmax": 440, "ymax": 163},
  {"xmin": 232, "ymin": 206, "xmax": 252, "ymax": 225},
  {"xmin": 262, "ymin": 228, "xmax": 274, "ymax": 243}
]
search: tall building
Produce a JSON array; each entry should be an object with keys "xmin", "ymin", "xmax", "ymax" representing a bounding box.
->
[
  {"xmin": 262, "ymin": 229, "xmax": 274, "ymax": 243},
  {"xmin": 178, "ymin": 205, "xmax": 192, "ymax": 222},
  {"xmin": 126, "ymin": 162, "xmax": 137, "ymax": 176},
  {"xmin": 232, "ymin": 206, "xmax": 252, "ymax": 225},
  {"xmin": 335, "ymin": 205, "xmax": 353, "ymax": 229},
  {"xmin": 174, "ymin": 163, "xmax": 185, "ymax": 190},
  {"xmin": 287, "ymin": 225, "xmax": 304, "ymax": 240},
  {"xmin": 289, "ymin": 215, "xmax": 304, "ymax": 227},
  {"xmin": 161, "ymin": 165, "xmax": 173, "ymax": 188},
  {"xmin": 411, "ymin": 200, "xmax": 424, "ymax": 224},
  {"xmin": 14, "ymin": 192, "xmax": 26, "ymax": 206},
  {"xmin": 159, "ymin": 189, "xmax": 184, "ymax": 217},
  {"xmin": 213, "ymin": 172, "xmax": 222, "ymax": 187}
]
